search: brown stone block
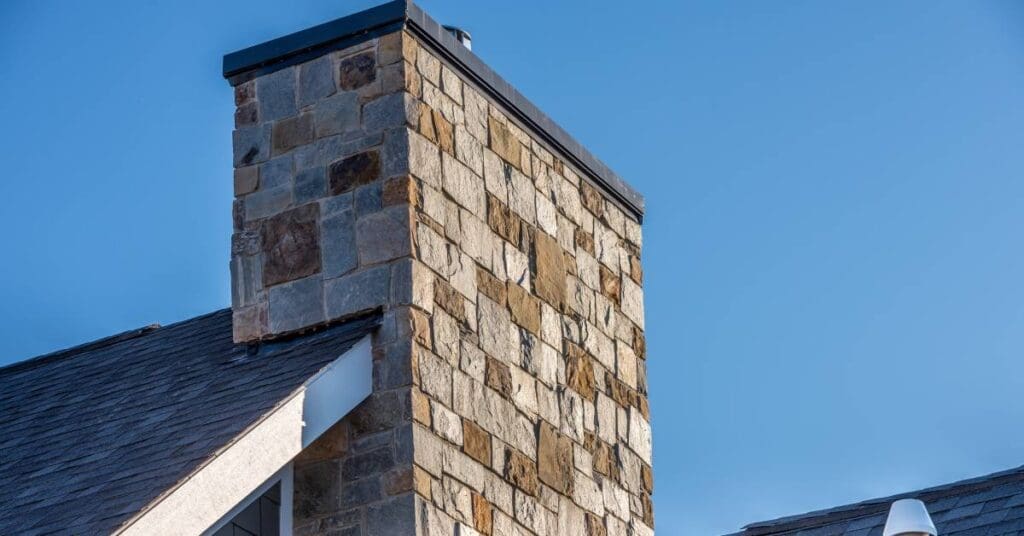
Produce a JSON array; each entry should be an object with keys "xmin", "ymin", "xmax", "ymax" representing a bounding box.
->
[
  {"xmin": 417, "ymin": 103, "xmax": 437, "ymax": 143},
  {"xmin": 235, "ymin": 80, "xmax": 255, "ymax": 106},
  {"xmin": 472, "ymin": 493, "xmax": 493, "ymax": 535},
  {"xmin": 506, "ymin": 283, "xmax": 540, "ymax": 334},
  {"xmin": 606, "ymin": 371, "xmax": 630, "ymax": 407},
  {"xmin": 235, "ymin": 101, "xmax": 258, "ymax": 128},
  {"xmin": 476, "ymin": 265, "xmax": 507, "ymax": 306},
  {"xmin": 434, "ymin": 278, "xmax": 467, "ymax": 323},
  {"xmin": 566, "ymin": 343, "xmax": 596, "ymax": 401},
  {"xmin": 383, "ymin": 467, "xmax": 414, "ymax": 495},
  {"xmin": 382, "ymin": 175, "xmax": 419, "ymax": 207},
  {"xmin": 487, "ymin": 194, "xmax": 521, "ymax": 245},
  {"xmin": 410, "ymin": 308, "xmax": 432, "ymax": 347},
  {"xmin": 585, "ymin": 513, "xmax": 607, "ymax": 536},
  {"xmin": 233, "ymin": 166, "xmax": 259, "ymax": 197},
  {"xmin": 462, "ymin": 419, "xmax": 491, "ymax": 466},
  {"xmin": 412, "ymin": 389, "xmax": 431, "ymax": 426},
  {"xmin": 485, "ymin": 357, "xmax": 512, "ymax": 397},
  {"xmin": 433, "ymin": 110, "xmax": 454, "ymax": 156},
  {"xmin": 272, "ymin": 113, "xmax": 314, "ymax": 155},
  {"xmin": 599, "ymin": 266, "xmax": 621, "ymax": 307},
  {"xmin": 503, "ymin": 447, "xmax": 539, "ymax": 495},
  {"xmin": 580, "ymin": 181, "xmax": 604, "ymax": 218},
  {"xmin": 488, "ymin": 117, "xmax": 521, "ymax": 169},
  {"xmin": 641, "ymin": 462, "xmax": 654, "ymax": 494},
  {"xmin": 573, "ymin": 227, "xmax": 598, "ymax": 257},
  {"xmin": 532, "ymin": 231, "xmax": 566, "ymax": 309},
  {"xmin": 633, "ymin": 327, "xmax": 646, "ymax": 360},
  {"xmin": 295, "ymin": 419, "xmax": 350, "ymax": 463},
  {"xmin": 338, "ymin": 50, "xmax": 376, "ymax": 90},
  {"xmin": 629, "ymin": 255, "xmax": 643, "ymax": 284},
  {"xmin": 414, "ymin": 465, "xmax": 433, "ymax": 500},
  {"xmin": 537, "ymin": 422, "xmax": 574, "ymax": 495},
  {"xmin": 261, "ymin": 203, "xmax": 321, "ymax": 287},
  {"xmin": 329, "ymin": 150, "xmax": 381, "ymax": 195},
  {"xmin": 641, "ymin": 492, "xmax": 655, "ymax": 528},
  {"xmin": 591, "ymin": 440, "xmax": 620, "ymax": 482}
]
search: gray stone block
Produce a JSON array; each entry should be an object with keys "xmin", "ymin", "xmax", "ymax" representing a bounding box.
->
[
  {"xmin": 366, "ymin": 494, "xmax": 416, "ymax": 536},
  {"xmin": 322, "ymin": 191, "xmax": 354, "ymax": 216},
  {"xmin": 299, "ymin": 56, "xmax": 335, "ymax": 108},
  {"xmin": 362, "ymin": 92, "xmax": 415, "ymax": 134},
  {"xmin": 320, "ymin": 209, "xmax": 357, "ymax": 279},
  {"xmin": 354, "ymin": 182, "xmax": 382, "ymax": 216},
  {"xmin": 314, "ymin": 92, "xmax": 360, "ymax": 138},
  {"xmin": 325, "ymin": 265, "xmax": 390, "ymax": 319},
  {"xmin": 232, "ymin": 125, "xmax": 271, "ymax": 167},
  {"xmin": 259, "ymin": 155, "xmax": 292, "ymax": 190},
  {"xmin": 294, "ymin": 167, "xmax": 326, "ymax": 204},
  {"xmin": 268, "ymin": 275, "xmax": 325, "ymax": 333},
  {"xmin": 257, "ymin": 67, "xmax": 297, "ymax": 121},
  {"xmin": 244, "ymin": 186, "xmax": 292, "ymax": 221},
  {"xmin": 381, "ymin": 128, "xmax": 410, "ymax": 179},
  {"xmin": 295, "ymin": 135, "xmax": 343, "ymax": 170},
  {"xmin": 356, "ymin": 205, "xmax": 410, "ymax": 265},
  {"xmin": 229, "ymin": 254, "xmax": 262, "ymax": 308}
]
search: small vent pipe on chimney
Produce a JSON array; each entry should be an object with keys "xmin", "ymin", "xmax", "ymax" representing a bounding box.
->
[{"xmin": 443, "ymin": 25, "xmax": 472, "ymax": 51}]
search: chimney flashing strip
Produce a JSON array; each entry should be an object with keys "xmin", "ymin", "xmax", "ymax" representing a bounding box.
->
[{"xmin": 222, "ymin": 0, "xmax": 645, "ymax": 221}]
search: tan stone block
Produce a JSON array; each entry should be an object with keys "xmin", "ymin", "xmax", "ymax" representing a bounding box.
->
[
  {"xmin": 435, "ymin": 277, "xmax": 467, "ymax": 323},
  {"xmin": 472, "ymin": 493, "xmax": 493, "ymax": 535},
  {"xmin": 641, "ymin": 463, "xmax": 653, "ymax": 494},
  {"xmin": 532, "ymin": 231, "xmax": 566, "ymax": 309},
  {"xmin": 414, "ymin": 465, "xmax": 433, "ymax": 500},
  {"xmin": 580, "ymin": 180, "xmax": 604, "ymax": 218},
  {"xmin": 585, "ymin": 513, "xmax": 607, "ymax": 536},
  {"xmin": 485, "ymin": 356, "xmax": 513, "ymax": 397},
  {"xmin": 629, "ymin": 255, "xmax": 643, "ymax": 284},
  {"xmin": 575, "ymin": 227, "xmax": 596, "ymax": 256},
  {"xmin": 382, "ymin": 175, "xmax": 419, "ymax": 207},
  {"xmin": 384, "ymin": 466, "xmax": 414, "ymax": 495},
  {"xmin": 503, "ymin": 447, "xmax": 538, "ymax": 496},
  {"xmin": 463, "ymin": 419, "xmax": 492, "ymax": 466},
  {"xmin": 537, "ymin": 422, "xmax": 574, "ymax": 495},
  {"xmin": 475, "ymin": 264, "xmax": 507, "ymax": 305},
  {"xmin": 418, "ymin": 103, "xmax": 438, "ymax": 143},
  {"xmin": 641, "ymin": 493, "xmax": 655, "ymax": 528},
  {"xmin": 413, "ymin": 389, "xmax": 432, "ymax": 426},
  {"xmin": 599, "ymin": 266, "xmax": 621, "ymax": 307},
  {"xmin": 566, "ymin": 343, "xmax": 596, "ymax": 401},
  {"xmin": 487, "ymin": 194, "xmax": 521, "ymax": 245},
  {"xmin": 488, "ymin": 116, "xmax": 521, "ymax": 169},
  {"xmin": 434, "ymin": 109, "xmax": 455, "ymax": 156},
  {"xmin": 506, "ymin": 282, "xmax": 540, "ymax": 333}
]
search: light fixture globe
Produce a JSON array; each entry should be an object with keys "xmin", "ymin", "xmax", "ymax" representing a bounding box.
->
[{"xmin": 883, "ymin": 499, "xmax": 937, "ymax": 536}]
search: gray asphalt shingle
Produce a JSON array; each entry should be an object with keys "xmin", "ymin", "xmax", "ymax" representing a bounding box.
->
[
  {"xmin": 0, "ymin": 309, "xmax": 379, "ymax": 535},
  {"xmin": 730, "ymin": 466, "xmax": 1024, "ymax": 536}
]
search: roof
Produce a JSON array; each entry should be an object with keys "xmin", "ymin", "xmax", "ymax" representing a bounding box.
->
[
  {"xmin": 0, "ymin": 309, "xmax": 380, "ymax": 536},
  {"xmin": 222, "ymin": 0, "xmax": 645, "ymax": 222},
  {"xmin": 731, "ymin": 465, "xmax": 1024, "ymax": 536}
]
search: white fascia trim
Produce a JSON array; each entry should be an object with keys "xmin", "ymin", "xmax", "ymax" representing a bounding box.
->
[{"xmin": 116, "ymin": 334, "xmax": 374, "ymax": 536}]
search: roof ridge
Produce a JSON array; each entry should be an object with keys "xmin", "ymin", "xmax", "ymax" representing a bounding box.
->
[
  {"xmin": 0, "ymin": 308, "xmax": 230, "ymax": 376},
  {"xmin": 738, "ymin": 463, "xmax": 1024, "ymax": 535}
]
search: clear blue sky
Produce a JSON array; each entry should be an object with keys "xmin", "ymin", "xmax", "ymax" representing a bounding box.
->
[{"xmin": 2, "ymin": 1, "xmax": 1023, "ymax": 534}]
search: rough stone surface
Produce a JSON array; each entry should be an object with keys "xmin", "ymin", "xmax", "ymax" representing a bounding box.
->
[
  {"xmin": 339, "ymin": 51, "xmax": 377, "ymax": 90},
  {"xmin": 262, "ymin": 203, "xmax": 321, "ymax": 287},
  {"xmin": 330, "ymin": 150, "xmax": 381, "ymax": 195},
  {"xmin": 503, "ymin": 448, "xmax": 538, "ymax": 496},
  {"xmin": 538, "ymin": 422, "xmax": 575, "ymax": 495},
  {"xmin": 463, "ymin": 419, "xmax": 491, "ymax": 466},
  {"xmin": 532, "ymin": 231, "xmax": 566, "ymax": 308}
]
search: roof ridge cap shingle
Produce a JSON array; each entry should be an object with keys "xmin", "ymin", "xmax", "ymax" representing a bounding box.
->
[
  {"xmin": 737, "ymin": 463, "xmax": 1024, "ymax": 535},
  {"xmin": 0, "ymin": 308, "xmax": 230, "ymax": 376}
]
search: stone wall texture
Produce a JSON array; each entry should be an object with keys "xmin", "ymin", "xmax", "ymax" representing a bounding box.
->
[{"xmin": 230, "ymin": 29, "xmax": 651, "ymax": 536}]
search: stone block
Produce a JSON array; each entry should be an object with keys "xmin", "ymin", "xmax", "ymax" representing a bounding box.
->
[
  {"xmin": 505, "ymin": 243, "xmax": 530, "ymax": 291},
  {"xmin": 472, "ymin": 493, "xmax": 492, "ymax": 535},
  {"xmin": 268, "ymin": 275, "xmax": 324, "ymax": 333},
  {"xmin": 320, "ymin": 208, "xmax": 357, "ymax": 279},
  {"xmin": 314, "ymin": 92, "xmax": 360, "ymax": 138},
  {"xmin": 299, "ymin": 56, "xmax": 335, "ymax": 107},
  {"xmin": 233, "ymin": 166, "xmax": 259, "ymax": 196},
  {"xmin": 628, "ymin": 407, "xmax": 652, "ymax": 464},
  {"xmin": 409, "ymin": 130, "xmax": 442, "ymax": 187},
  {"xmin": 506, "ymin": 283, "xmax": 540, "ymax": 334},
  {"xmin": 477, "ymin": 296, "xmax": 513, "ymax": 363},
  {"xmin": 532, "ymin": 231, "xmax": 566, "ymax": 309},
  {"xmin": 476, "ymin": 265, "xmax": 507, "ymax": 306},
  {"xmin": 538, "ymin": 423, "xmax": 574, "ymax": 496},
  {"xmin": 431, "ymin": 401, "xmax": 464, "ymax": 446},
  {"xmin": 366, "ymin": 494, "xmax": 416, "ymax": 536},
  {"xmin": 580, "ymin": 180, "xmax": 604, "ymax": 218},
  {"xmin": 488, "ymin": 117, "xmax": 521, "ymax": 169},
  {"xmin": 339, "ymin": 51, "xmax": 377, "ymax": 90},
  {"xmin": 259, "ymin": 155, "xmax": 293, "ymax": 190},
  {"xmin": 294, "ymin": 166, "xmax": 326, "ymax": 204},
  {"xmin": 364, "ymin": 91, "xmax": 416, "ymax": 133},
  {"xmin": 272, "ymin": 113, "xmax": 314, "ymax": 155},
  {"xmin": 455, "ymin": 125, "xmax": 484, "ymax": 176},
  {"xmin": 356, "ymin": 205, "xmax": 411, "ymax": 264},
  {"xmin": 503, "ymin": 448, "xmax": 538, "ymax": 496},
  {"xmin": 462, "ymin": 419, "xmax": 491, "ymax": 466},
  {"xmin": 355, "ymin": 181, "xmax": 382, "ymax": 216},
  {"xmin": 257, "ymin": 67, "xmax": 297, "ymax": 122},
  {"xmin": 233, "ymin": 124, "xmax": 271, "ymax": 167},
  {"xmin": 485, "ymin": 357, "xmax": 512, "ymax": 398},
  {"xmin": 442, "ymin": 152, "xmax": 486, "ymax": 216},
  {"xmin": 621, "ymin": 277, "xmax": 644, "ymax": 329},
  {"xmin": 325, "ymin": 264, "xmax": 390, "ymax": 318},
  {"xmin": 329, "ymin": 150, "xmax": 381, "ymax": 195},
  {"xmin": 262, "ymin": 203, "xmax": 321, "ymax": 287}
]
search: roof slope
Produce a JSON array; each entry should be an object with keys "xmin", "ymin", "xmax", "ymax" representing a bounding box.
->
[
  {"xmin": 0, "ymin": 309, "xmax": 379, "ymax": 536},
  {"xmin": 731, "ymin": 465, "xmax": 1024, "ymax": 536}
]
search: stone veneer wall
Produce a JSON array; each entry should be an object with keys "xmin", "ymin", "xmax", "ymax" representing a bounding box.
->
[{"xmin": 229, "ymin": 29, "xmax": 651, "ymax": 536}]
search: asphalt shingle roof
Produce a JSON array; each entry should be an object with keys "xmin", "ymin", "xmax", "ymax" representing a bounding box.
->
[
  {"xmin": 0, "ymin": 308, "xmax": 379, "ymax": 536},
  {"xmin": 731, "ymin": 465, "xmax": 1024, "ymax": 536}
]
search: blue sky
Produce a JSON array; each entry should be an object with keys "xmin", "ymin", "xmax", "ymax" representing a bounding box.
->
[{"xmin": 2, "ymin": 1, "xmax": 1023, "ymax": 534}]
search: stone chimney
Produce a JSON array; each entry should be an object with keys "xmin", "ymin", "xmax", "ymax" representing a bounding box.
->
[{"xmin": 224, "ymin": 1, "xmax": 651, "ymax": 534}]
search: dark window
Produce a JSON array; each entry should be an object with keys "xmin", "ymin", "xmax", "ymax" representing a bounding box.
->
[{"xmin": 212, "ymin": 483, "xmax": 281, "ymax": 536}]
